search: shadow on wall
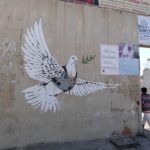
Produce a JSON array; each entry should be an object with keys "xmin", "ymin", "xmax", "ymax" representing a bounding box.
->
[{"xmin": 62, "ymin": 0, "xmax": 99, "ymax": 6}]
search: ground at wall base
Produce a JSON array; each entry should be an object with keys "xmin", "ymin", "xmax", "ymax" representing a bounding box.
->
[{"xmin": 3, "ymin": 129, "xmax": 150, "ymax": 150}]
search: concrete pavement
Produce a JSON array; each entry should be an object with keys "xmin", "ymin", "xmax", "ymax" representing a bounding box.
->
[{"xmin": 4, "ymin": 129, "xmax": 150, "ymax": 150}]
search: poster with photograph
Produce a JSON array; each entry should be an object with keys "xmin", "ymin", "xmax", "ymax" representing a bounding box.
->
[
  {"xmin": 100, "ymin": 44, "xmax": 139, "ymax": 76},
  {"xmin": 119, "ymin": 44, "xmax": 139, "ymax": 75},
  {"xmin": 138, "ymin": 16, "xmax": 150, "ymax": 45},
  {"xmin": 100, "ymin": 44, "xmax": 119, "ymax": 75}
]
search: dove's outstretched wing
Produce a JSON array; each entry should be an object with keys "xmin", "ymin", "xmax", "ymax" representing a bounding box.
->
[
  {"xmin": 65, "ymin": 78, "xmax": 119, "ymax": 96},
  {"xmin": 22, "ymin": 19, "xmax": 65, "ymax": 112},
  {"xmin": 22, "ymin": 19, "xmax": 64, "ymax": 83}
]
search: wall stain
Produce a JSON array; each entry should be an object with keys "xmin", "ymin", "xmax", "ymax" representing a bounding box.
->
[
  {"xmin": 116, "ymin": 76, "xmax": 140, "ymax": 101},
  {"xmin": 0, "ymin": 113, "xmax": 18, "ymax": 136},
  {"xmin": 122, "ymin": 126, "xmax": 132, "ymax": 136},
  {"xmin": 0, "ymin": 73, "xmax": 16, "ymax": 109},
  {"xmin": 111, "ymin": 101, "xmax": 125, "ymax": 112},
  {"xmin": 110, "ymin": 101, "xmax": 137, "ymax": 113}
]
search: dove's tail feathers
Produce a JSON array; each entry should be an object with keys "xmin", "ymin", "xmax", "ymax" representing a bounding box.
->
[{"xmin": 23, "ymin": 84, "xmax": 61, "ymax": 113}]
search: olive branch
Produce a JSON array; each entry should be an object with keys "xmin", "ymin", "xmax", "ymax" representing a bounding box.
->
[{"xmin": 81, "ymin": 54, "xmax": 96, "ymax": 64}]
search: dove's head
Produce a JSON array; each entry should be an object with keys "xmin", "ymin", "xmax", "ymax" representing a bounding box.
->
[
  {"xmin": 68, "ymin": 55, "xmax": 78, "ymax": 65},
  {"xmin": 66, "ymin": 55, "xmax": 78, "ymax": 78}
]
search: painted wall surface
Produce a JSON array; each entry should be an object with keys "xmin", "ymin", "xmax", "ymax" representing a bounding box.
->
[{"xmin": 0, "ymin": 0, "xmax": 141, "ymax": 149}]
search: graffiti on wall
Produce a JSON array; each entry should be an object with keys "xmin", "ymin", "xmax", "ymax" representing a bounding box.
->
[
  {"xmin": 0, "ymin": 41, "xmax": 16, "ymax": 61},
  {"xmin": 22, "ymin": 19, "xmax": 120, "ymax": 113}
]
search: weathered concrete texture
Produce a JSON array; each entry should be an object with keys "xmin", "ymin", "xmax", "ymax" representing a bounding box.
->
[{"xmin": 0, "ymin": 0, "xmax": 141, "ymax": 149}]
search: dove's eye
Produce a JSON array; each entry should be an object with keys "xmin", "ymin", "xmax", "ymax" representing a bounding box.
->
[{"xmin": 72, "ymin": 57, "xmax": 75, "ymax": 59}]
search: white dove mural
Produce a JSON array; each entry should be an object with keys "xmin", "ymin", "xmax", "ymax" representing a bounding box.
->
[{"xmin": 22, "ymin": 19, "xmax": 120, "ymax": 113}]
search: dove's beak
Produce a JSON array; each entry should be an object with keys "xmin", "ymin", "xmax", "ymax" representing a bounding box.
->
[{"xmin": 75, "ymin": 59, "xmax": 78, "ymax": 64}]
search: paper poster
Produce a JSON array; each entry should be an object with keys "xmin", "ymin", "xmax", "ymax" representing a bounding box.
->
[
  {"xmin": 100, "ymin": 44, "xmax": 139, "ymax": 76},
  {"xmin": 138, "ymin": 16, "xmax": 150, "ymax": 45},
  {"xmin": 100, "ymin": 44, "xmax": 119, "ymax": 75},
  {"xmin": 119, "ymin": 44, "xmax": 139, "ymax": 75},
  {"xmin": 119, "ymin": 58, "xmax": 139, "ymax": 75}
]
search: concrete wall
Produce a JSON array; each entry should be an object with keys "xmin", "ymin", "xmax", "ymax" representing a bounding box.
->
[
  {"xmin": 0, "ymin": 0, "xmax": 141, "ymax": 149},
  {"xmin": 143, "ymin": 69, "xmax": 150, "ymax": 93}
]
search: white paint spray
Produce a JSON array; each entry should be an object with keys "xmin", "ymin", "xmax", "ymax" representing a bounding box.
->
[{"xmin": 22, "ymin": 19, "xmax": 120, "ymax": 113}]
